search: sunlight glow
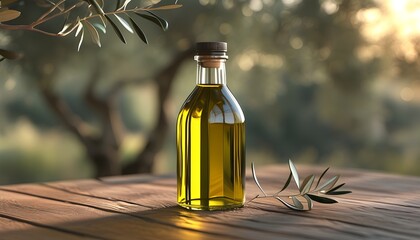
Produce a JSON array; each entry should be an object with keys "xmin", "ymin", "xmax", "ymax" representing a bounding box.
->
[
  {"xmin": 400, "ymin": 87, "xmax": 414, "ymax": 102},
  {"xmin": 237, "ymin": 54, "xmax": 254, "ymax": 71},
  {"xmin": 4, "ymin": 78, "xmax": 16, "ymax": 91},
  {"xmin": 282, "ymin": 0, "xmax": 302, "ymax": 7},
  {"xmin": 356, "ymin": 45, "xmax": 382, "ymax": 62},
  {"xmin": 0, "ymin": 32, "xmax": 11, "ymax": 45},
  {"xmin": 398, "ymin": 81, "xmax": 420, "ymax": 103},
  {"xmin": 321, "ymin": 0, "xmax": 339, "ymax": 15},
  {"xmin": 199, "ymin": 0, "xmax": 216, "ymax": 6},
  {"xmin": 356, "ymin": 0, "xmax": 420, "ymax": 62},
  {"xmin": 219, "ymin": 23, "xmax": 232, "ymax": 35},
  {"xmin": 242, "ymin": 5, "xmax": 254, "ymax": 17},
  {"xmin": 249, "ymin": 0, "xmax": 264, "ymax": 12},
  {"xmin": 237, "ymin": 50, "xmax": 284, "ymax": 71},
  {"xmin": 222, "ymin": 0, "xmax": 234, "ymax": 9},
  {"xmin": 289, "ymin": 37, "xmax": 303, "ymax": 49}
]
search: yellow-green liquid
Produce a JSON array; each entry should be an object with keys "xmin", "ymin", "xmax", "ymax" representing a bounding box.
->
[{"xmin": 177, "ymin": 84, "xmax": 245, "ymax": 210}]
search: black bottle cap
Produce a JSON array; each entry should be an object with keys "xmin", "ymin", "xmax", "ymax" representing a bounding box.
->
[{"xmin": 196, "ymin": 42, "xmax": 227, "ymax": 55}]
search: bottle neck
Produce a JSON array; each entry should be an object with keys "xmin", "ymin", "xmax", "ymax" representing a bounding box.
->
[{"xmin": 195, "ymin": 57, "xmax": 227, "ymax": 85}]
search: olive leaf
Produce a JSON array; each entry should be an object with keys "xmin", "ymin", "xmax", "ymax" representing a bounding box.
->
[
  {"xmin": 307, "ymin": 194, "xmax": 338, "ymax": 204},
  {"xmin": 105, "ymin": 15, "xmax": 126, "ymax": 44},
  {"xmin": 289, "ymin": 159, "xmax": 300, "ymax": 189},
  {"xmin": 300, "ymin": 174, "xmax": 314, "ymax": 194},
  {"xmin": 326, "ymin": 182, "xmax": 345, "ymax": 193},
  {"xmin": 325, "ymin": 190, "xmax": 352, "ymax": 195},
  {"xmin": 93, "ymin": 22, "xmax": 106, "ymax": 34},
  {"xmin": 75, "ymin": 20, "xmax": 83, "ymax": 37},
  {"xmin": 251, "ymin": 162, "xmax": 267, "ymax": 196},
  {"xmin": 276, "ymin": 197, "xmax": 304, "ymax": 211},
  {"xmin": 77, "ymin": 28, "xmax": 84, "ymax": 51},
  {"xmin": 303, "ymin": 195, "xmax": 313, "ymax": 210},
  {"xmin": 315, "ymin": 167, "xmax": 329, "ymax": 189},
  {"xmin": 96, "ymin": 0, "xmax": 104, "ymax": 8},
  {"xmin": 85, "ymin": 0, "xmax": 105, "ymax": 15},
  {"xmin": 135, "ymin": 11, "xmax": 168, "ymax": 31},
  {"xmin": 292, "ymin": 196, "xmax": 304, "ymax": 210},
  {"xmin": 129, "ymin": 17, "xmax": 148, "ymax": 44},
  {"xmin": 315, "ymin": 175, "xmax": 339, "ymax": 192},
  {"xmin": 114, "ymin": 14, "xmax": 133, "ymax": 33},
  {"xmin": 84, "ymin": 20, "xmax": 101, "ymax": 47},
  {"xmin": 115, "ymin": 0, "xmax": 121, "ymax": 10},
  {"xmin": 0, "ymin": 48, "xmax": 22, "ymax": 60},
  {"xmin": 276, "ymin": 172, "xmax": 291, "ymax": 194},
  {"xmin": 59, "ymin": 20, "xmax": 78, "ymax": 35},
  {"xmin": 117, "ymin": 0, "xmax": 132, "ymax": 11},
  {"xmin": 0, "ymin": 8, "xmax": 21, "ymax": 22},
  {"xmin": 98, "ymin": 15, "xmax": 107, "ymax": 28},
  {"xmin": 58, "ymin": 12, "xmax": 70, "ymax": 34},
  {"xmin": 325, "ymin": 183, "xmax": 352, "ymax": 195}
]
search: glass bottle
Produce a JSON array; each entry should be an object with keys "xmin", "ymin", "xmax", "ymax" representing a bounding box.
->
[{"xmin": 177, "ymin": 42, "xmax": 245, "ymax": 210}]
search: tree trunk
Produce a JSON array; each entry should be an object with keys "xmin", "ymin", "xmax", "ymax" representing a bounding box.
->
[
  {"xmin": 122, "ymin": 48, "xmax": 194, "ymax": 174},
  {"xmin": 86, "ymin": 143, "xmax": 121, "ymax": 177},
  {"xmin": 38, "ymin": 48, "xmax": 194, "ymax": 177}
]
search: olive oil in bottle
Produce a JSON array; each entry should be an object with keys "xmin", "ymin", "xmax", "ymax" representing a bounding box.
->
[{"xmin": 177, "ymin": 42, "xmax": 245, "ymax": 210}]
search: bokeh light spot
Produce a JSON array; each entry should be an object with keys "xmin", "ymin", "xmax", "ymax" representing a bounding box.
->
[
  {"xmin": 400, "ymin": 87, "xmax": 414, "ymax": 102},
  {"xmin": 290, "ymin": 37, "xmax": 303, "ymax": 49},
  {"xmin": 219, "ymin": 23, "xmax": 232, "ymax": 35}
]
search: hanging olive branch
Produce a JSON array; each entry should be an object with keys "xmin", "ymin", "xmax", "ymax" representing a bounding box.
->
[
  {"xmin": 248, "ymin": 160, "xmax": 352, "ymax": 211},
  {"xmin": 0, "ymin": 0, "xmax": 181, "ymax": 55}
]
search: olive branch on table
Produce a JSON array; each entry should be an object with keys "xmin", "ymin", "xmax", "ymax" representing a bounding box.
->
[{"xmin": 248, "ymin": 160, "xmax": 352, "ymax": 211}]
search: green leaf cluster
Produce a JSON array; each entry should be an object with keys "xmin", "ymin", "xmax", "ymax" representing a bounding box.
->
[
  {"xmin": 64, "ymin": 0, "xmax": 180, "ymax": 51},
  {"xmin": 0, "ymin": 0, "xmax": 182, "ymax": 52}
]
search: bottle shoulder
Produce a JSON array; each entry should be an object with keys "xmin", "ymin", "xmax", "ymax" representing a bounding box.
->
[{"xmin": 178, "ymin": 85, "xmax": 245, "ymax": 123}]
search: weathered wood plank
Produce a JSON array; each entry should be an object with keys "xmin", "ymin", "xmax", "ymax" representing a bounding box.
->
[
  {"xmin": 0, "ymin": 190, "xmax": 227, "ymax": 240},
  {"xmin": 0, "ymin": 216, "xmax": 92, "ymax": 240},
  {"xmin": 45, "ymin": 179, "xmax": 175, "ymax": 209},
  {"xmin": 0, "ymin": 164, "xmax": 419, "ymax": 239},
  {"xmin": 0, "ymin": 184, "xmax": 282, "ymax": 239}
]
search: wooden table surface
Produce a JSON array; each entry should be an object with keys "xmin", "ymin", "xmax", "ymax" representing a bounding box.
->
[{"xmin": 0, "ymin": 164, "xmax": 419, "ymax": 240}]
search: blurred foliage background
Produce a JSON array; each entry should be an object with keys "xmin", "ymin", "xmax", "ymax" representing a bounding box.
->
[{"xmin": 0, "ymin": 0, "xmax": 419, "ymax": 185}]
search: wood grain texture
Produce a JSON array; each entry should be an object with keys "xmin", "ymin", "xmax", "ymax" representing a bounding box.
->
[
  {"xmin": 0, "ymin": 164, "xmax": 419, "ymax": 240},
  {"xmin": 0, "ymin": 216, "xmax": 92, "ymax": 240}
]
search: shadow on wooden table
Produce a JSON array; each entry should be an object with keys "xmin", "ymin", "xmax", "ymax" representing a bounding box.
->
[
  {"xmin": 0, "ymin": 203, "xmax": 321, "ymax": 240},
  {"xmin": 1, "ymin": 165, "xmax": 420, "ymax": 239}
]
